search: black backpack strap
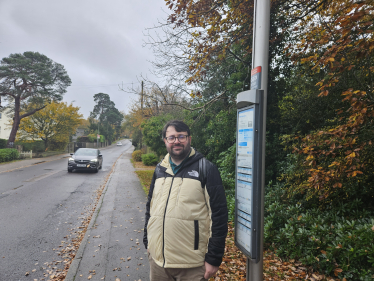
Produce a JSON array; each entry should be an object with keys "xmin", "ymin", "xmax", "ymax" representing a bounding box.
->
[
  {"xmin": 199, "ymin": 157, "xmax": 207, "ymax": 189},
  {"xmin": 199, "ymin": 157, "xmax": 209, "ymax": 210}
]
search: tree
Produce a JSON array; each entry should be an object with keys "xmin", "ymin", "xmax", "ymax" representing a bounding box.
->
[
  {"xmin": 90, "ymin": 93, "xmax": 123, "ymax": 142},
  {"xmin": 17, "ymin": 101, "xmax": 83, "ymax": 150},
  {"xmin": 283, "ymin": 0, "xmax": 374, "ymax": 201},
  {"xmin": 0, "ymin": 51, "xmax": 71, "ymax": 148},
  {"xmin": 141, "ymin": 114, "xmax": 175, "ymax": 157}
]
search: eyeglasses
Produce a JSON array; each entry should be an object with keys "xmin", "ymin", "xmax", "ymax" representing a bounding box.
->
[{"xmin": 165, "ymin": 135, "xmax": 189, "ymax": 143}]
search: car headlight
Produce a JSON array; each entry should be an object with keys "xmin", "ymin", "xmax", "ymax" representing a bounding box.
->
[
  {"xmin": 90, "ymin": 158, "xmax": 98, "ymax": 162},
  {"xmin": 69, "ymin": 158, "xmax": 75, "ymax": 162}
]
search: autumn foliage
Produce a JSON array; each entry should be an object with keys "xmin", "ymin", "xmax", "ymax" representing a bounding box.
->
[
  {"xmin": 165, "ymin": 0, "xmax": 254, "ymax": 83},
  {"xmin": 285, "ymin": 0, "xmax": 374, "ymax": 200},
  {"xmin": 129, "ymin": 0, "xmax": 374, "ymax": 279}
]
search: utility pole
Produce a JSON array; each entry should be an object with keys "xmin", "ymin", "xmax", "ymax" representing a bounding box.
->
[
  {"xmin": 247, "ymin": 0, "xmax": 270, "ymax": 280},
  {"xmin": 97, "ymin": 120, "xmax": 100, "ymax": 148},
  {"xmin": 141, "ymin": 81, "xmax": 144, "ymax": 113},
  {"xmin": 140, "ymin": 81, "xmax": 144, "ymax": 149}
]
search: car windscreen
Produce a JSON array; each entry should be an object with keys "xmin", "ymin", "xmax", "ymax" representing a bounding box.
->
[{"xmin": 75, "ymin": 149, "xmax": 97, "ymax": 156}]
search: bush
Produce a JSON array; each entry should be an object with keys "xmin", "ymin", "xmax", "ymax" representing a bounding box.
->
[
  {"xmin": 87, "ymin": 134, "xmax": 97, "ymax": 142},
  {"xmin": 0, "ymin": 148, "xmax": 19, "ymax": 162},
  {"xmin": 15, "ymin": 140, "xmax": 45, "ymax": 152},
  {"xmin": 132, "ymin": 150, "xmax": 142, "ymax": 162},
  {"xmin": 225, "ymin": 189, "xmax": 235, "ymax": 222},
  {"xmin": 141, "ymin": 153, "xmax": 158, "ymax": 166},
  {"xmin": 264, "ymin": 182, "xmax": 374, "ymax": 280},
  {"xmin": 216, "ymin": 143, "xmax": 236, "ymax": 190},
  {"xmin": 48, "ymin": 140, "xmax": 67, "ymax": 151},
  {"xmin": 0, "ymin": 139, "xmax": 7, "ymax": 149}
]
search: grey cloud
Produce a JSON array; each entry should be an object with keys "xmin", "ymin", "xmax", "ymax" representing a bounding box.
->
[{"xmin": 0, "ymin": 0, "xmax": 167, "ymax": 117}]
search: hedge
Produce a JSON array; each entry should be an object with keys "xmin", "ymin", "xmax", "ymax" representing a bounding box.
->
[
  {"xmin": 0, "ymin": 139, "xmax": 6, "ymax": 149},
  {"xmin": 0, "ymin": 149, "xmax": 19, "ymax": 162}
]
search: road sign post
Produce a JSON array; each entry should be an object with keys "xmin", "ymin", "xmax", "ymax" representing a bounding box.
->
[{"xmin": 235, "ymin": 0, "xmax": 270, "ymax": 280}]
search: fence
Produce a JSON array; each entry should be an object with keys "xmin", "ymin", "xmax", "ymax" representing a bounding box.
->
[{"xmin": 19, "ymin": 150, "xmax": 33, "ymax": 159}]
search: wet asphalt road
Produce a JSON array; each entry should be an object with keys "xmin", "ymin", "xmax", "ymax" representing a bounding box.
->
[{"xmin": 0, "ymin": 140, "xmax": 133, "ymax": 281}]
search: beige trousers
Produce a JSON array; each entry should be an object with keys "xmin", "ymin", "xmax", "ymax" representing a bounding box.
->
[{"xmin": 148, "ymin": 252, "xmax": 208, "ymax": 281}]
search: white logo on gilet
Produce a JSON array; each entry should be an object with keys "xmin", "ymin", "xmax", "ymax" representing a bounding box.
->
[{"xmin": 188, "ymin": 170, "xmax": 199, "ymax": 177}]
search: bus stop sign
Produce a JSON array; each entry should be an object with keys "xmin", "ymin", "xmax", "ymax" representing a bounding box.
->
[{"xmin": 235, "ymin": 89, "xmax": 264, "ymax": 263}]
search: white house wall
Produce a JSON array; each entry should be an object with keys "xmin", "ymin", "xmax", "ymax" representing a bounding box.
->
[{"xmin": 0, "ymin": 110, "xmax": 12, "ymax": 140}]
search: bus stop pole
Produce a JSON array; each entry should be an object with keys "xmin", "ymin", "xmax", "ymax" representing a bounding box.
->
[{"xmin": 247, "ymin": 0, "xmax": 270, "ymax": 280}]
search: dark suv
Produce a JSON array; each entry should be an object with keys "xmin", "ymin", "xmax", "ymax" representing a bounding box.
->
[{"xmin": 68, "ymin": 148, "xmax": 103, "ymax": 173}]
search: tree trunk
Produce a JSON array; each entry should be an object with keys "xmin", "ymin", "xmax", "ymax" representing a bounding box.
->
[
  {"xmin": 7, "ymin": 97, "xmax": 21, "ymax": 148},
  {"xmin": 43, "ymin": 138, "xmax": 48, "ymax": 151}
]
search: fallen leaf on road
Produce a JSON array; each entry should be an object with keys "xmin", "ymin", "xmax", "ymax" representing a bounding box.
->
[{"xmin": 88, "ymin": 275, "xmax": 92, "ymax": 280}]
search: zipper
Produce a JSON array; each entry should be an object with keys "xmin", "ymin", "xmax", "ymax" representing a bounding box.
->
[
  {"xmin": 194, "ymin": 220, "xmax": 199, "ymax": 250},
  {"xmin": 162, "ymin": 176, "xmax": 175, "ymax": 267}
]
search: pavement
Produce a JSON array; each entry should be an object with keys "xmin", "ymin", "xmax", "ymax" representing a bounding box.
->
[
  {"xmin": 65, "ymin": 148, "xmax": 150, "ymax": 281},
  {"xmin": 0, "ymin": 144, "xmax": 150, "ymax": 281}
]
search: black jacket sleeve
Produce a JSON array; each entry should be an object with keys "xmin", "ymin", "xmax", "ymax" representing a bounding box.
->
[
  {"xmin": 143, "ymin": 170, "xmax": 157, "ymax": 249},
  {"xmin": 204, "ymin": 162, "xmax": 228, "ymax": 266}
]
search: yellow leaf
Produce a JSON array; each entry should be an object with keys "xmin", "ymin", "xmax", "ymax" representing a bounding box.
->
[{"xmin": 347, "ymin": 152, "xmax": 355, "ymax": 158}]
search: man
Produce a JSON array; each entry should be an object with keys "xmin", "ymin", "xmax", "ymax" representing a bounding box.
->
[{"xmin": 143, "ymin": 120, "xmax": 228, "ymax": 281}]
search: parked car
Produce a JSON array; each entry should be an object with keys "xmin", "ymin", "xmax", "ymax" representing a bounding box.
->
[
  {"xmin": 68, "ymin": 148, "xmax": 103, "ymax": 173},
  {"xmin": 116, "ymin": 142, "xmax": 122, "ymax": 146}
]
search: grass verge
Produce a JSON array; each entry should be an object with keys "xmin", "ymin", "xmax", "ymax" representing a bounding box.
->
[{"xmin": 135, "ymin": 170, "xmax": 154, "ymax": 194}]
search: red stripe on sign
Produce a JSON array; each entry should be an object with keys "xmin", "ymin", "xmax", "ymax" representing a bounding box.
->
[{"xmin": 251, "ymin": 66, "xmax": 261, "ymax": 76}]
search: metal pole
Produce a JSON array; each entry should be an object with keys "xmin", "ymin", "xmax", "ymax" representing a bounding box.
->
[
  {"xmin": 97, "ymin": 120, "xmax": 99, "ymax": 148},
  {"xmin": 247, "ymin": 0, "xmax": 270, "ymax": 280},
  {"xmin": 140, "ymin": 81, "xmax": 144, "ymax": 149}
]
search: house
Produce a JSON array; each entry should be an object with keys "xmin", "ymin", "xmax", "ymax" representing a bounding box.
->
[
  {"xmin": 72, "ymin": 127, "xmax": 85, "ymax": 141},
  {"xmin": 0, "ymin": 110, "xmax": 12, "ymax": 140}
]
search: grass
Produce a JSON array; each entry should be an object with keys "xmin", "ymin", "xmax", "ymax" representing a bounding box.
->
[
  {"xmin": 135, "ymin": 170, "xmax": 154, "ymax": 194},
  {"xmin": 131, "ymin": 156, "xmax": 156, "ymax": 194}
]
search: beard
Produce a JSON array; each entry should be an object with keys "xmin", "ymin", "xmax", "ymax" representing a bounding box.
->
[{"xmin": 167, "ymin": 141, "xmax": 191, "ymax": 161}]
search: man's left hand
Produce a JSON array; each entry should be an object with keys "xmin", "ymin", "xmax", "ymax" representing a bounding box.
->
[{"xmin": 204, "ymin": 261, "xmax": 219, "ymax": 279}]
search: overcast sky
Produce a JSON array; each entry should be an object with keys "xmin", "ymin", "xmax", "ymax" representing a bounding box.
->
[{"xmin": 0, "ymin": 0, "xmax": 167, "ymax": 118}]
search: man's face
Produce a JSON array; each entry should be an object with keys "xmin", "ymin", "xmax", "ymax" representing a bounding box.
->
[{"xmin": 164, "ymin": 126, "xmax": 191, "ymax": 161}]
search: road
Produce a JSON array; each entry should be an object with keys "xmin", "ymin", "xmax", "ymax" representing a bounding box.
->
[{"xmin": 0, "ymin": 140, "xmax": 133, "ymax": 281}]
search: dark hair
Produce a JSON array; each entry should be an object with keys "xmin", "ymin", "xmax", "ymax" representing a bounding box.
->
[{"xmin": 162, "ymin": 120, "xmax": 190, "ymax": 139}]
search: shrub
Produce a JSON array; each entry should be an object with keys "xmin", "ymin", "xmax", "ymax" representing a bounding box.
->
[
  {"xmin": 87, "ymin": 134, "xmax": 97, "ymax": 142},
  {"xmin": 225, "ymin": 189, "xmax": 235, "ymax": 222},
  {"xmin": 15, "ymin": 140, "xmax": 45, "ymax": 152},
  {"xmin": 264, "ymin": 182, "xmax": 374, "ymax": 280},
  {"xmin": 141, "ymin": 153, "xmax": 158, "ymax": 166},
  {"xmin": 216, "ymin": 143, "xmax": 236, "ymax": 190},
  {"xmin": 0, "ymin": 139, "xmax": 7, "ymax": 149},
  {"xmin": 0, "ymin": 148, "xmax": 19, "ymax": 162},
  {"xmin": 132, "ymin": 150, "xmax": 142, "ymax": 162}
]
